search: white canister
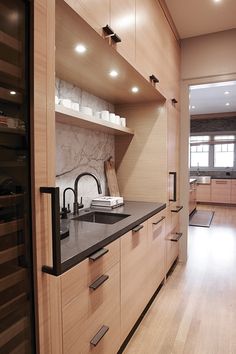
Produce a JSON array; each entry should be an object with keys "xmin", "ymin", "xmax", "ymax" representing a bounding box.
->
[
  {"xmin": 80, "ymin": 106, "xmax": 93, "ymax": 116},
  {"xmin": 115, "ymin": 115, "xmax": 121, "ymax": 125},
  {"xmin": 94, "ymin": 112, "xmax": 101, "ymax": 119},
  {"xmin": 101, "ymin": 110, "xmax": 110, "ymax": 121},
  {"xmin": 109, "ymin": 113, "xmax": 116, "ymax": 123},
  {"xmin": 71, "ymin": 102, "xmax": 80, "ymax": 112},
  {"xmin": 120, "ymin": 117, "xmax": 126, "ymax": 127},
  {"xmin": 61, "ymin": 98, "xmax": 72, "ymax": 108}
]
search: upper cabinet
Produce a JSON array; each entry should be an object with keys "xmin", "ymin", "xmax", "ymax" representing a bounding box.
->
[
  {"xmin": 135, "ymin": 0, "xmax": 180, "ymax": 101},
  {"xmin": 63, "ymin": 0, "xmax": 110, "ymax": 36},
  {"xmin": 110, "ymin": 0, "xmax": 136, "ymax": 66}
]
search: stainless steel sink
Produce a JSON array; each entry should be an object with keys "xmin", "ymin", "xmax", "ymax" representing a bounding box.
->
[
  {"xmin": 191, "ymin": 176, "xmax": 211, "ymax": 184},
  {"xmin": 72, "ymin": 211, "xmax": 130, "ymax": 224}
]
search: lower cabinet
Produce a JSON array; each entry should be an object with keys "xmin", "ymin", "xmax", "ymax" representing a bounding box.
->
[
  {"xmin": 211, "ymin": 179, "xmax": 231, "ymax": 203},
  {"xmin": 61, "ymin": 239, "xmax": 121, "ymax": 354},
  {"xmin": 120, "ymin": 221, "xmax": 149, "ymax": 342},
  {"xmin": 196, "ymin": 183, "xmax": 211, "ymax": 203}
]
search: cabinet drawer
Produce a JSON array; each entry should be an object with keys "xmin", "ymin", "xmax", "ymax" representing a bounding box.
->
[
  {"xmin": 166, "ymin": 226, "xmax": 180, "ymax": 273},
  {"xmin": 61, "ymin": 238, "xmax": 120, "ymax": 307},
  {"xmin": 121, "ymin": 221, "xmax": 148, "ymax": 341},
  {"xmin": 62, "ymin": 263, "xmax": 120, "ymax": 354},
  {"xmin": 196, "ymin": 184, "xmax": 211, "ymax": 202}
]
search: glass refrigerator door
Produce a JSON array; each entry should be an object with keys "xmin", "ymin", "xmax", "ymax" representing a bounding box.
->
[{"xmin": 0, "ymin": 0, "xmax": 35, "ymax": 353}]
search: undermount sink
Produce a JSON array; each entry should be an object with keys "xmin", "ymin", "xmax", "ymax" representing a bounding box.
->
[
  {"xmin": 72, "ymin": 211, "xmax": 130, "ymax": 224},
  {"xmin": 191, "ymin": 176, "xmax": 211, "ymax": 184}
]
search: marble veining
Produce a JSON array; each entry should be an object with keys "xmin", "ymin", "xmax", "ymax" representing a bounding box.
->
[{"xmin": 56, "ymin": 78, "xmax": 115, "ymax": 209}]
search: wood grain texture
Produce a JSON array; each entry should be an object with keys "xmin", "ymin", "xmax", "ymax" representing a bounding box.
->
[
  {"xmin": 124, "ymin": 205, "xmax": 236, "ymax": 354},
  {"xmin": 211, "ymin": 179, "xmax": 231, "ymax": 203},
  {"xmin": 104, "ymin": 157, "xmax": 120, "ymax": 197},
  {"xmin": 62, "ymin": 263, "xmax": 120, "ymax": 354},
  {"xmin": 32, "ymin": 1, "xmax": 57, "ymax": 353},
  {"xmin": 196, "ymin": 184, "xmax": 211, "ymax": 203}
]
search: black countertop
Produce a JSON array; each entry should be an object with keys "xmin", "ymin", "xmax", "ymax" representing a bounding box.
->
[{"xmin": 60, "ymin": 201, "xmax": 166, "ymax": 273}]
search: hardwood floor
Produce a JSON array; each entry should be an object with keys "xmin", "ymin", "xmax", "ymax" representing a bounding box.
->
[{"xmin": 123, "ymin": 204, "xmax": 236, "ymax": 354}]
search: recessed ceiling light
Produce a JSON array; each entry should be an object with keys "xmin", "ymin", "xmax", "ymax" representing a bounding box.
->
[
  {"xmin": 224, "ymin": 91, "xmax": 230, "ymax": 95},
  {"xmin": 191, "ymin": 105, "xmax": 195, "ymax": 109},
  {"xmin": 213, "ymin": 0, "xmax": 222, "ymax": 3},
  {"xmin": 225, "ymin": 102, "xmax": 230, "ymax": 106},
  {"xmin": 10, "ymin": 91, "xmax": 16, "ymax": 95},
  {"xmin": 75, "ymin": 44, "xmax": 87, "ymax": 54},
  {"xmin": 131, "ymin": 86, "xmax": 139, "ymax": 93},
  {"xmin": 109, "ymin": 70, "xmax": 118, "ymax": 77}
]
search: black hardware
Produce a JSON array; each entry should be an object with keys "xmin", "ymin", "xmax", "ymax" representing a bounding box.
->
[
  {"xmin": 89, "ymin": 248, "xmax": 109, "ymax": 261},
  {"xmin": 102, "ymin": 25, "xmax": 122, "ymax": 43},
  {"xmin": 89, "ymin": 274, "xmax": 109, "ymax": 290},
  {"xmin": 169, "ymin": 172, "xmax": 177, "ymax": 202},
  {"xmin": 103, "ymin": 24, "xmax": 114, "ymax": 36},
  {"xmin": 61, "ymin": 187, "xmax": 76, "ymax": 219},
  {"xmin": 112, "ymin": 33, "xmax": 122, "ymax": 43},
  {"xmin": 40, "ymin": 187, "xmax": 61, "ymax": 276},
  {"xmin": 172, "ymin": 98, "xmax": 178, "ymax": 104},
  {"xmin": 149, "ymin": 74, "xmax": 159, "ymax": 83},
  {"xmin": 90, "ymin": 325, "xmax": 109, "ymax": 347},
  {"xmin": 152, "ymin": 216, "xmax": 165, "ymax": 225},
  {"xmin": 170, "ymin": 232, "xmax": 182, "ymax": 242},
  {"xmin": 132, "ymin": 224, "xmax": 144, "ymax": 233},
  {"xmin": 171, "ymin": 205, "xmax": 183, "ymax": 213}
]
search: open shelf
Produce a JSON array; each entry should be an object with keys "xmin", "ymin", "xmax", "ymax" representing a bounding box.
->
[
  {"xmin": 0, "ymin": 30, "xmax": 22, "ymax": 52},
  {"xmin": 0, "ymin": 194, "xmax": 24, "ymax": 208},
  {"xmin": 0, "ymin": 59, "xmax": 21, "ymax": 80},
  {"xmin": 0, "ymin": 219, "xmax": 24, "ymax": 237},
  {"xmin": 0, "ymin": 126, "xmax": 25, "ymax": 135},
  {"xmin": 55, "ymin": 105, "xmax": 135, "ymax": 136},
  {"xmin": 56, "ymin": 0, "xmax": 165, "ymax": 105}
]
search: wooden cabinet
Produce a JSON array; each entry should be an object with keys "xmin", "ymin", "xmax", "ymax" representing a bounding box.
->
[
  {"xmin": 211, "ymin": 179, "xmax": 231, "ymax": 203},
  {"xmin": 135, "ymin": 0, "xmax": 180, "ymax": 100},
  {"xmin": 121, "ymin": 221, "xmax": 149, "ymax": 342},
  {"xmin": 231, "ymin": 180, "xmax": 236, "ymax": 203},
  {"xmin": 196, "ymin": 183, "xmax": 211, "ymax": 203},
  {"xmin": 110, "ymin": 0, "xmax": 136, "ymax": 65},
  {"xmin": 63, "ymin": 0, "xmax": 110, "ymax": 36},
  {"xmin": 147, "ymin": 211, "xmax": 166, "ymax": 296},
  {"xmin": 61, "ymin": 239, "xmax": 120, "ymax": 354}
]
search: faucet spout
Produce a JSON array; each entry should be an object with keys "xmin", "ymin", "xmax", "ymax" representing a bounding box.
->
[{"xmin": 73, "ymin": 172, "xmax": 102, "ymax": 214}]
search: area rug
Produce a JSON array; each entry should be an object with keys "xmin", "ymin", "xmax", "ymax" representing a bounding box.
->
[{"xmin": 189, "ymin": 210, "xmax": 214, "ymax": 227}]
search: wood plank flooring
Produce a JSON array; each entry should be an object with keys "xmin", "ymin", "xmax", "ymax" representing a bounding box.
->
[{"xmin": 123, "ymin": 205, "xmax": 236, "ymax": 354}]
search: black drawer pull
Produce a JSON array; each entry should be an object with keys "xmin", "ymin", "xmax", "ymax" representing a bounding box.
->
[
  {"xmin": 132, "ymin": 224, "xmax": 144, "ymax": 233},
  {"xmin": 90, "ymin": 325, "xmax": 109, "ymax": 346},
  {"xmin": 149, "ymin": 74, "xmax": 159, "ymax": 83},
  {"xmin": 89, "ymin": 274, "xmax": 109, "ymax": 290},
  {"xmin": 171, "ymin": 205, "xmax": 183, "ymax": 213},
  {"xmin": 170, "ymin": 232, "xmax": 182, "ymax": 242},
  {"xmin": 172, "ymin": 98, "xmax": 178, "ymax": 104},
  {"xmin": 89, "ymin": 248, "xmax": 108, "ymax": 261},
  {"xmin": 152, "ymin": 216, "xmax": 165, "ymax": 225},
  {"xmin": 102, "ymin": 25, "xmax": 122, "ymax": 43}
]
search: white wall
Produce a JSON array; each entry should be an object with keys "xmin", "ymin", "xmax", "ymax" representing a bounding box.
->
[{"xmin": 179, "ymin": 29, "xmax": 236, "ymax": 262}]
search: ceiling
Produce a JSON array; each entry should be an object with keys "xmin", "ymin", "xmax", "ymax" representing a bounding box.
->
[
  {"xmin": 189, "ymin": 81, "xmax": 236, "ymax": 115},
  {"xmin": 165, "ymin": 0, "xmax": 236, "ymax": 39}
]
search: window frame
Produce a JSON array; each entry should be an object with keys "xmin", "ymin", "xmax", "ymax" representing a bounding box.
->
[{"xmin": 190, "ymin": 132, "xmax": 236, "ymax": 172}]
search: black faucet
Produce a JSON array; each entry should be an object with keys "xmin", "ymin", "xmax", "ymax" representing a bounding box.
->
[
  {"xmin": 73, "ymin": 172, "xmax": 102, "ymax": 215},
  {"xmin": 61, "ymin": 187, "xmax": 76, "ymax": 219}
]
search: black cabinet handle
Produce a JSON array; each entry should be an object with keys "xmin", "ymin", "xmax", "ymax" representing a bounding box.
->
[
  {"xmin": 40, "ymin": 187, "xmax": 61, "ymax": 276},
  {"xmin": 90, "ymin": 325, "xmax": 109, "ymax": 347},
  {"xmin": 170, "ymin": 232, "xmax": 182, "ymax": 242},
  {"xmin": 89, "ymin": 248, "xmax": 108, "ymax": 261},
  {"xmin": 152, "ymin": 216, "xmax": 165, "ymax": 225},
  {"xmin": 169, "ymin": 172, "xmax": 177, "ymax": 202},
  {"xmin": 89, "ymin": 274, "xmax": 109, "ymax": 290},
  {"xmin": 102, "ymin": 25, "xmax": 122, "ymax": 43},
  {"xmin": 132, "ymin": 224, "xmax": 144, "ymax": 233},
  {"xmin": 171, "ymin": 205, "xmax": 183, "ymax": 213},
  {"xmin": 172, "ymin": 98, "xmax": 178, "ymax": 104},
  {"xmin": 149, "ymin": 74, "xmax": 159, "ymax": 83}
]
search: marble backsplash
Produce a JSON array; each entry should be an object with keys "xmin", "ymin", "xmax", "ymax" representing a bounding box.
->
[{"xmin": 55, "ymin": 78, "xmax": 115, "ymax": 209}]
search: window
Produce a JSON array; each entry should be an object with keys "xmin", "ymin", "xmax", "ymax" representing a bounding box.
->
[
  {"xmin": 190, "ymin": 136, "xmax": 209, "ymax": 167},
  {"xmin": 214, "ymin": 135, "xmax": 234, "ymax": 167}
]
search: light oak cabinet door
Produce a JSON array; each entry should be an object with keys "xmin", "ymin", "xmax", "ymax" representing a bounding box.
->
[
  {"xmin": 211, "ymin": 179, "xmax": 231, "ymax": 203},
  {"xmin": 121, "ymin": 221, "xmax": 149, "ymax": 342},
  {"xmin": 135, "ymin": 0, "xmax": 180, "ymax": 100},
  {"xmin": 147, "ymin": 211, "xmax": 166, "ymax": 296},
  {"xmin": 231, "ymin": 180, "xmax": 236, "ymax": 203},
  {"xmin": 64, "ymin": 0, "xmax": 110, "ymax": 36},
  {"xmin": 196, "ymin": 184, "xmax": 211, "ymax": 202},
  {"xmin": 110, "ymin": 0, "xmax": 135, "ymax": 65}
]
